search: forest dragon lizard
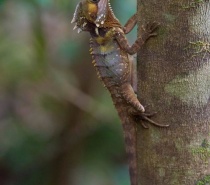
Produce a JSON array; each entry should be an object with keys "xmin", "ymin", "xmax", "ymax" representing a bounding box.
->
[{"xmin": 71, "ymin": 0, "xmax": 169, "ymax": 184}]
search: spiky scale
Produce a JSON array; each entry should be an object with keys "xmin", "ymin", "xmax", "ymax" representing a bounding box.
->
[{"xmin": 73, "ymin": 25, "xmax": 78, "ymax": 30}]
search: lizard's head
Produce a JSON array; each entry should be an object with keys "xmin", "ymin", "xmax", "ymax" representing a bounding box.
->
[
  {"xmin": 71, "ymin": 0, "xmax": 109, "ymax": 31},
  {"xmin": 71, "ymin": 0, "xmax": 121, "ymax": 31}
]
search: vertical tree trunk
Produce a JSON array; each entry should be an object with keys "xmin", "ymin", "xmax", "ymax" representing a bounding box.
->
[{"xmin": 137, "ymin": 0, "xmax": 210, "ymax": 184}]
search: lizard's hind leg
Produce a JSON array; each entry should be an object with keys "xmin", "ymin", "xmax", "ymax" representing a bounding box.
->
[
  {"xmin": 120, "ymin": 84, "xmax": 169, "ymax": 128},
  {"xmin": 120, "ymin": 83, "xmax": 145, "ymax": 112}
]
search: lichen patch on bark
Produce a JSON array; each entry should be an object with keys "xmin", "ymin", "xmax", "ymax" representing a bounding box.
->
[
  {"xmin": 196, "ymin": 175, "xmax": 210, "ymax": 185},
  {"xmin": 189, "ymin": 2, "xmax": 210, "ymax": 35},
  {"xmin": 164, "ymin": 63, "xmax": 210, "ymax": 107}
]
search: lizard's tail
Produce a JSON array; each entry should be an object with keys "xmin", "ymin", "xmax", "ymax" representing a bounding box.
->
[
  {"xmin": 118, "ymin": 111, "xmax": 137, "ymax": 185},
  {"xmin": 120, "ymin": 83, "xmax": 145, "ymax": 112},
  {"xmin": 109, "ymin": 84, "xmax": 139, "ymax": 185}
]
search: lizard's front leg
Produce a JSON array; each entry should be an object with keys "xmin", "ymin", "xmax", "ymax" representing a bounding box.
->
[
  {"xmin": 116, "ymin": 23, "xmax": 168, "ymax": 128},
  {"xmin": 123, "ymin": 14, "xmax": 138, "ymax": 93},
  {"xmin": 123, "ymin": 13, "xmax": 137, "ymax": 34},
  {"xmin": 115, "ymin": 22, "xmax": 159, "ymax": 55}
]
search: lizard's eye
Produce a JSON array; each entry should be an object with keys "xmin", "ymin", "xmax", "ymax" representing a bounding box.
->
[{"xmin": 90, "ymin": 0, "xmax": 100, "ymax": 3}]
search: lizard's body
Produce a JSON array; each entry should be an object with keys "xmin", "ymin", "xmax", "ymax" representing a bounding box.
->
[{"xmin": 71, "ymin": 1, "xmax": 168, "ymax": 185}]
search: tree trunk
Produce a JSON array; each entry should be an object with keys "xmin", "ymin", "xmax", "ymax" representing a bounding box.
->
[{"xmin": 137, "ymin": 0, "xmax": 210, "ymax": 184}]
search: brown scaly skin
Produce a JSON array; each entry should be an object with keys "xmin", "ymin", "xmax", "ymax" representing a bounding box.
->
[{"xmin": 71, "ymin": 1, "xmax": 169, "ymax": 185}]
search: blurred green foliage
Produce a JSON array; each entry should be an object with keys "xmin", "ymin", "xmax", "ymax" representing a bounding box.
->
[{"xmin": 0, "ymin": 0, "xmax": 136, "ymax": 184}]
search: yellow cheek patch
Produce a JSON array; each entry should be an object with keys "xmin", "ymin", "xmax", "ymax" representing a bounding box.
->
[{"xmin": 88, "ymin": 3, "xmax": 97, "ymax": 14}]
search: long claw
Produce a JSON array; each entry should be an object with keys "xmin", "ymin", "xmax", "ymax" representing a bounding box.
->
[
  {"xmin": 129, "ymin": 108, "xmax": 169, "ymax": 128},
  {"xmin": 145, "ymin": 21, "xmax": 160, "ymax": 34},
  {"xmin": 142, "ymin": 112, "xmax": 157, "ymax": 118},
  {"xmin": 141, "ymin": 122, "xmax": 149, "ymax": 129},
  {"xmin": 142, "ymin": 116, "xmax": 169, "ymax": 128},
  {"xmin": 148, "ymin": 22, "xmax": 160, "ymax": 31}
]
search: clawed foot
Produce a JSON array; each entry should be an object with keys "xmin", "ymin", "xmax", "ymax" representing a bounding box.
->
[
  {"xmin": 129, "ymin": 108, "xmax": 169, "ymax": 129},
  {"xmin": 139, "ymin": 112, "xmax": 169, "ymax": 129},
  {"xmin": 142, "ymin": 21, "xmax": 160, "ymax": 38}
]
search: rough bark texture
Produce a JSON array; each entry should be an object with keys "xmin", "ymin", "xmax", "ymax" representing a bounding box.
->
[{"xmin": 137, "ymin": 0, "xmax": 210, "ymax": 184}]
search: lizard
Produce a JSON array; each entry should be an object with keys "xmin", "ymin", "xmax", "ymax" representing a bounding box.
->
[{"xmin": 71, "ymin": 0, "xmax": 169, "ymax": 185}]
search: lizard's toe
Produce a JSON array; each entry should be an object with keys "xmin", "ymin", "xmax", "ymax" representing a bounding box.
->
[
  {"xmin": 140, "ymin": 114, "xmax": 169, "ymax": 128},
  {"xmin": 129, "ymin": 108, "xmax": 169, "ymax": 128}
]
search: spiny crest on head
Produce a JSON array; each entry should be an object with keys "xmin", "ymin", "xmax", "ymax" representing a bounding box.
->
[
  {"xmin": 107, "ymin": 0, "xmax": 119, "ymax": 23},
  {"xmin": 71, "ymin": 2, "xmax": 81, "ymax": 24},
  {"xmin": 71, "ymin": 2, "xmax": 88, "ymax": 33}
]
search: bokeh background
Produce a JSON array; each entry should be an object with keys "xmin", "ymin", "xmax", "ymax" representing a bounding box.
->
[{"xmin": 0, "ymin": 0, "xmax": 136, "ymax": 184}]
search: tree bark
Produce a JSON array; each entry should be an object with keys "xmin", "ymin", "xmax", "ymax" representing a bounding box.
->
[{"xmin": 137, "ymin": 0, "xmax": 210, "ymax": 184}]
